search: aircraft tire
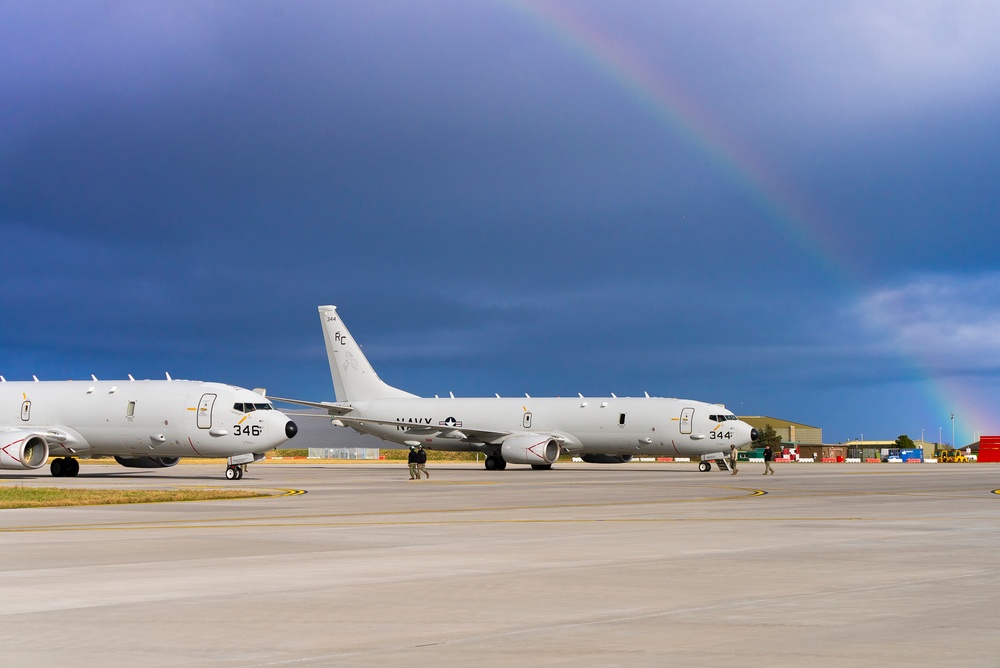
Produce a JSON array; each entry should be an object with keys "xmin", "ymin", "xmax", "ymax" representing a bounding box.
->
[
  {"xmin": 50, "ymin": 458, "xmax": 64, "ymax": 477},
  {"xmin": 236, "ymin": 467, "xmax": 244, "ymax": 480},
  {"xmin": 67, "ymin": 458, "xmax": 80, "ymax": 477},
  {"xmin": 698, "ymin": 461, "xmax": 711, "ymax": 472},
  {"xmin": 225, "ymin": 466, "xmax": 238, "ymax": 480},
  {"xmin": 484, "ymin": 456, "xmax": 498, "ymax": 471},
  {"xmin": 496, "ymin": 458, "xmax": 507, "ymax": 470}
]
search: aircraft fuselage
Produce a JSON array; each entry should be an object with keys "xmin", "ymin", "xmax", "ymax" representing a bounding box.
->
[
  {"xmin": 1, "ymin": 379, "xmax": 296, "ymax": 471},
  {"xmin": 342, "ymin": 396, "xmax": 751, "ymax": 458}
]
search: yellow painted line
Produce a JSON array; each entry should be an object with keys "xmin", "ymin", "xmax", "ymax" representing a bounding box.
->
[
  {"xmin": 7, "ymin": 515, "xmax": 1000, "ymax": 533},
  {"xmin": 412, "ymin": 481, "xmax": 499, "ymax": 486},
  {"xmin": 0, "ymin": 488, "xmax": 765, "ymax": 533}
]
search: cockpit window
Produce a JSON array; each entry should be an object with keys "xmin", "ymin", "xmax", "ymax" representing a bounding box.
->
[
  {"xmin": 709, "ymin": 414, "xmax": 739, "ymax": 422},
  {"xmin": 233, "ymin": 402, "xmax": 273, "ymax": 413}
]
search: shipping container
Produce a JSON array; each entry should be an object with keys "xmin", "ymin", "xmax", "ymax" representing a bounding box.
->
[{"xmin": 978, "ymin": 436, "xmax": 1000, "ymax": 463}]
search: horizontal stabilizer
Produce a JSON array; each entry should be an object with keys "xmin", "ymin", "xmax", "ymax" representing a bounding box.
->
[{"xmin": 268, "ymin": 396, "xmax": 353, "ymax": 416}]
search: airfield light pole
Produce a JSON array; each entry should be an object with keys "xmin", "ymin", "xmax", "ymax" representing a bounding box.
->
[{"xmin": 951, "ymin": 413, "xmax": 955, "ymax": 449}]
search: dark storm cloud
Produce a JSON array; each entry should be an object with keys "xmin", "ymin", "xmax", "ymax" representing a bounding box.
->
[{"xmin": 3, "ymin": 0, "xmax": 1000, "ymax": 443}]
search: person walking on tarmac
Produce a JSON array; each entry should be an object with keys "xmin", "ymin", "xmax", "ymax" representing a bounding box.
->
[
  {"xmin": 407, "ymin": 445, "xmax": 419, "ymax": 480},
  {"xmin": 416, "ymin": 445, "xmax": 430, "ymax": 479},
  {"xmin": 729, "ymin": 443, "xmax": 739, "ymax": 475},
  {"xmin": 763, "ymin": 444, "xmax": 775, "ymax": 475}
]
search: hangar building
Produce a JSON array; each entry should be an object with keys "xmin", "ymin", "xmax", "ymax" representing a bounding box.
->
[{"xmin": 740, "ymin": 416, "xmax": 822, "ymax": 445}]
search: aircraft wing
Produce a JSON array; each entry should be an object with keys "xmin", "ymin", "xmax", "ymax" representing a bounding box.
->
[
  {"xmin": 336, "ymin": 416, "xmax": 510, "ymax": 444},
  {"xmin": 267, "ymin": 396, "xmax": 354, "ymax": 416}
]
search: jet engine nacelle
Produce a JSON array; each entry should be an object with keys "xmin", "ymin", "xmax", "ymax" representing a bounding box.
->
[
  {"xmin": 500, "ymin": 434, "xmax": 561, "ymax": 466},
  {"xmin": 0, "ymin": 431, "xmax": 50, "ymax": 470},
  {"xmin": 114, "ymin": 456, "xmax": 181, "ymax": 469},
  {"xmin": 580, "ymin": 454, "xmax": 633, "ymax": 464}
]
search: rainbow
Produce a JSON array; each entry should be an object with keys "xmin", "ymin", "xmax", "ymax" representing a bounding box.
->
[{"xmin": 506, "ymin": 0, "xmax": 992, "ymax": 444}]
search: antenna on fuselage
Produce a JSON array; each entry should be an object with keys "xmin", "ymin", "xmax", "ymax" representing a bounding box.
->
[
  {"xmin": 128, "ymin": 374, "xmax": 135, "ymax": 381},
  {"xmin": 33, "ymin": 375, "xmax": 39, "ymax": 382},
  {"xmin": 165, "ymin": 372, "xmax": 173, "ymax": 381},
  {"xmin": 91, "ymin": 374, "xmax": 98, "ymax": 381}
]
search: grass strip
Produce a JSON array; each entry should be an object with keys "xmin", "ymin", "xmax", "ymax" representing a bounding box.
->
[{"xmin": 0, "ymin": 486, "xmax": 270, "ymax": 509}]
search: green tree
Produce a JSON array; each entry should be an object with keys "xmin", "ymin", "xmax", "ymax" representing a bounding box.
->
[
  {"xmin": 895, "ymin": 434, "xmax": 915, "ymax": 449},
  {"xmin": 758, "ymin": 424, "xmax": 783, "ymax": 448}
]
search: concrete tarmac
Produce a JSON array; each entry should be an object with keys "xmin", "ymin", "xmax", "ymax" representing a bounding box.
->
[{"xmin": 2, "ymin": 461, "xmax": 998, "ymax": 666}]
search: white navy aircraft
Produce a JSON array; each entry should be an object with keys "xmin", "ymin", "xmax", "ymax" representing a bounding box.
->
[
  {"xmin": 272, "ymin": 305, "xmax": 758, "ymax": 471},
  {"xmin": 0, "ymin": 375, "xmax": 298, "ymax": 479}
]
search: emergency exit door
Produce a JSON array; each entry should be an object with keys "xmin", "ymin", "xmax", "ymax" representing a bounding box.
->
[
  {"xmin": 680, "ymin": 407, "xmax": 694, "ymax": 435},
  {"xmin": 197, "ymin": 393, "xmax": 217, "ymax": 429}
]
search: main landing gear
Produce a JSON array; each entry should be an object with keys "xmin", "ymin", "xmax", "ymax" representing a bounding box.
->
[
  {"xmin": 484, "ymin": 455, "xmax": 507, "ymax": 470},
  {"xmin": 225, "ymin": 464, "xmax": 245, "ymax": 480},
  {"xmin": 698, "ymin": 461, "xmax": 712, "ymax": 472},
  {"xmin": 50, "ymin": 457, "xmax": 80, "ymax": 477}
]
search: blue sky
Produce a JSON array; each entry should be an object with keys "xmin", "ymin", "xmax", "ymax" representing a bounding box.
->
[{"xmin": 3, "ymin": 1, "xmax": 999, "ymax": 446}]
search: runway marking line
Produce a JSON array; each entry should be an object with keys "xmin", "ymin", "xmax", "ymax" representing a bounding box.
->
[{"xmin": 6, "ymin": 488, "xmax": 998, "ymax": 533}]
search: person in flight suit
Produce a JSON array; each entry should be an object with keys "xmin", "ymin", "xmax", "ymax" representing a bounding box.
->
[
  {"xmin": 407, "ymin": 445, "xmax": 419, "ymax": 480},
  {"xmin": 763, "ymin": 444, "xmax": 775, "ymax": 475},
  {"xmin": 416, "ymin": 445, "xmax": 429, "ymax": 479}
]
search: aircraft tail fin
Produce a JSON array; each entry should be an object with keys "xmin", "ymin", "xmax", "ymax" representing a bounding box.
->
[{"xmin": 319, "ymin": 305, "xmax": 417, "ymax": 402}]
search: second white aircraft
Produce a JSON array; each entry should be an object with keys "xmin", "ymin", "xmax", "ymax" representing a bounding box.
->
[{"xmin": 274, "ymin": 305, "xmax": 758, "ymax": 471}]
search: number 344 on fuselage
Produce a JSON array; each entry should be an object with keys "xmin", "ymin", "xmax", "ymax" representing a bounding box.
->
[{"xmin": 271, "ymin": 305, "xmax": 758, "ymax": 471}]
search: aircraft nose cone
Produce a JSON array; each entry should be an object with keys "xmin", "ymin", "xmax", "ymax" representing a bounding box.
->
[
  {"xmin": 750, "ymin": 428, "xmax": 760, "ymax": 442},
  {"xmin": 285, "ymin": 420, "xmax": 299, "ymax": 439}
]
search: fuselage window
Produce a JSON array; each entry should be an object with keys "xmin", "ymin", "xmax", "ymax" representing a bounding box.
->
[
  {"xmin": 127, "ymin": 401, "xmax": 136, "ymax": 418},
  {"xmin": 619, "ymin": 413, "xmax": 626, "ymax": 426}
]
